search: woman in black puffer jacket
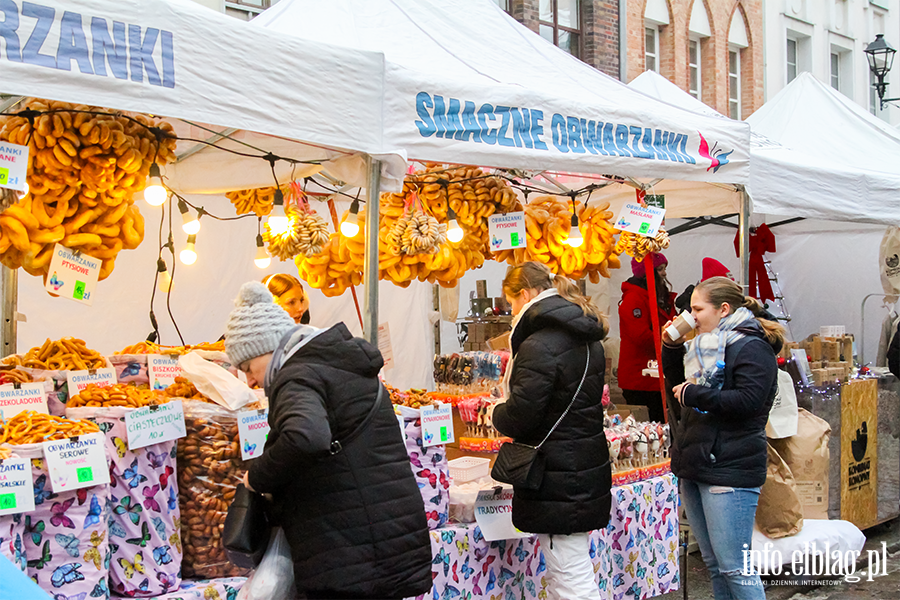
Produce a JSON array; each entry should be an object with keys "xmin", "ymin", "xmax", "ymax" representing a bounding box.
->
[
  {"xmin": 661, "ymin": 276, "xmax": 784, "ymax": 600},
  {"xmin": 224, "ymin": 282, "xmax": 431, "ymax": 600},
  {"xmin": 493, "ymin": 262, "xmax": 611, "ymax": 600}
]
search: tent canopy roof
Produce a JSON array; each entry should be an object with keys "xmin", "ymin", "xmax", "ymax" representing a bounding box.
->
[
  {"xmin": 630, "ymin": 71, "xmax": 900, "ymax": 225},
  {"xmin": 255, "ymin": 0, "xmax": 750, "ymax": 185},
  {"xmin": 0, "ymin": 0, "xmax": 407, "ymax": 191}
]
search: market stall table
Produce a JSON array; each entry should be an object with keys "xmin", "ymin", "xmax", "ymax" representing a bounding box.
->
[{"xmin": 415, "ymin": 473, "xmax": 679, "ymax": 600}]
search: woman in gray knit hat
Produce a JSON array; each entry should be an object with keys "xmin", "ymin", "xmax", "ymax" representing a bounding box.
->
[{"xmin": 224, "ymin": 282, "xmax": 432, "ymax": 600}]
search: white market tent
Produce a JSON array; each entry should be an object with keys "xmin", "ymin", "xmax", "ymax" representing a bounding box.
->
[
  {"xmin": 252, "ymin": 0, "xmax": 758, "ymax": 388},
  {"xmin": 254, "ymin": 0, "xmax": 751, "ymax": 189},
  {"xmin": 629, "ymin": 70, "xmax": 900, "ymax": 225},
  {"xmin": 0, "ymin": 0, "xmax": 427, "ymax": 382},
  {"xmin": 747, "ymin": 72, "xmax": 900, "ymax": 223}
]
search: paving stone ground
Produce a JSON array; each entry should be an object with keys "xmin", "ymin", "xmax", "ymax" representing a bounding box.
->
[{"xmin": 657, "ymin": 518, "xmax": 900, "ymax": 600}]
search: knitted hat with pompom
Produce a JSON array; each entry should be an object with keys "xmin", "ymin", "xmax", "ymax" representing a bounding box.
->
[{"xmin": 225, "ymin": 282, "xmax": 296, "ymax": 367}]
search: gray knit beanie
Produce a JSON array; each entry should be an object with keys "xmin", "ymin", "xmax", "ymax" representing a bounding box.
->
[{"xmin": 225, "ymin": 282, "xmax": 297, "ymax": 367}]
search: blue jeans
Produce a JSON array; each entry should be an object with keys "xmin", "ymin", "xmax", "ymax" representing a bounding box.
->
[{"xmin": 680, "ymin": 478, "xmax": 765, "ymax": 600}]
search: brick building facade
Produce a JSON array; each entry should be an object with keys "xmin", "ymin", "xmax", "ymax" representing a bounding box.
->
[
  {"xmin": 507, "ymin": 0, "xmax": 622, "ymax": 79},
  {"xmin": 627, "ymin": 0, "xmax": 763, "ymax": 119}
]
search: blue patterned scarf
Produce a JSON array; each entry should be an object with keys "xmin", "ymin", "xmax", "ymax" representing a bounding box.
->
[{"xmin": 683, "ymin": 307, "xmax": 755, "ymax": 389}]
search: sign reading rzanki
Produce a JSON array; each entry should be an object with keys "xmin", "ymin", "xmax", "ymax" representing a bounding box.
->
[
  {"xmin": 0, "ymin": 1, "xmax": 175, "ymax": 88},
  {"xmin": 414, "ymin": 92, "xmax": 713, "ymax": 166}
]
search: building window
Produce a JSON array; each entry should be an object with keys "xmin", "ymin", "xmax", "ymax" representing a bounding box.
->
[
  {"xmin": 729, "ymin": 49, "xmax": 741, "ymax": 119},
  {"xmin": 787, "ymin": 38, "xmax": 798, "ymax": 84},
  {"xmin": 645, "ymin": 27, "xmax": 659, "ymax": 72},
  {"xmin": 830, "ymin": 52, "xmax": 840, "ymax": 90},
  {"xmin": 870, "ymin": 71, "xmax": 878, "ymax": 115},
  {"xmin": 493, "ymin": 0, "xmax": 510, "ymax": 11},
  {"xmin": 688, "ymin": 39, "xmax": 700, "ymax": 98},
  {"xmin": 225, "ymin": 0, "xmax": 271, "ymax": 20},
  {"xmin": 539, "ymin": 0, "xmax": 581, "ymax": 58}
]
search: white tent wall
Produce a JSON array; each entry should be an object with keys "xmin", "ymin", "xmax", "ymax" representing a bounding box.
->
[
  {"xmin": 442, "ymin": 220, "xmax": 888, "ymax": 374},
  {"xmin": 16, "ymin": 196, "xmax": 435, "ymax": 391}
]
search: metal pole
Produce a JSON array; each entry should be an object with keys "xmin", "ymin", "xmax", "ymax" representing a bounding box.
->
[
  {"xmin": 363, "ymin": 157, "xmax": 382, "ymax": 346},
  {"xmin": 859, "ymin": 292, "xmax": 896, "ymax": 366},
  {"xmin": 738, "ymin": 189, "xmax": 750, "ymax": 294},
  {"xmin": 0, "ymin": 266, "xmax": 17, "ymax": 357}
]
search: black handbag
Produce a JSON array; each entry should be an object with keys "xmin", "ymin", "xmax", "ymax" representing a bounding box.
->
[
  {"xmin": 223, "ymin": 483, "xmax": 270, "ymax": 568},
  {"xmin": 492, "ymin": 345, "xmax": 590, "ymax": 490},
  {"xmin": 222, "ymin": 383, "xmax": 385, "ymax": 567}
]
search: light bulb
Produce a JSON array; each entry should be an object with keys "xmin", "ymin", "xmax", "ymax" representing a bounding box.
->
[
  {"xmin": 267, "ymin": 189, "xmax": 289, "ymax": 235},
  {"xmin": 144, "ymin": 163, "xmax": 167, "ymax": 207},
  {"xmin": 254, "ymin": 234, "xmax": 271, "ymax": 269},
  {"xmin": 267, "ymin": 215, "xmax": 290, "ymax": 236},
  {"xmin": 566, "ymin": 214, "xmax": 584, "ymax": 248},
  {"xmin": 447, "ymin": 208, "xmax": 464, "ymax": 243},
  {"xmin": 179, "ymin": 200, "xmax": 201, "ymax": 235},
  {"xmin": 341, "ymin": 199, "xmax": 361, "ymax": 237},
  {"xmin": 180, "ymin": 235, "xmax": 197, "ymax": 265},
  {"xmin": 341, "ymin": 217, "xmax": 360, "ymax": 238},
  {"xmin": 157, "ymin": 258, "xmax": 172, "ymax": 292}
]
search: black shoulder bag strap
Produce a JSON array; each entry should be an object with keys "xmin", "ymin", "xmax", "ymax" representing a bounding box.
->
[
  {"xmin": 535, "ymin": 344, "xmax": 590, "ymax": 451},
  {"xmin": 328, "ymin": 382, "xmax": 385, "ymax": 455}
]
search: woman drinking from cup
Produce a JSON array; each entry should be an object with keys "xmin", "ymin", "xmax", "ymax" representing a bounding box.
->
[{"xmin": 661, "ymin": 277, "xmax": 785, "ymax": 600}]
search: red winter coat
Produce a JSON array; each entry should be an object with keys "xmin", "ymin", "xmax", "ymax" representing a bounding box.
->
[{"xmin": 617, "ymin": 279, "xmax": 677, "ymax": 392}]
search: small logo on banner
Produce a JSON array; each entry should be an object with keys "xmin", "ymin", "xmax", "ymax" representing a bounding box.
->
[{"xmin": 698, "ymin": 132, "xmax": 734, "ymax": 173}]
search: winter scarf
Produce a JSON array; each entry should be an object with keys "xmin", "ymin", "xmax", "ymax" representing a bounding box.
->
[
  {"xmin": 264, "ymin": 324, "xmax": 326, "ymax": 388},
  {"xmin": 501, "ymin": 287, "xmax": 559, "ymax": 399},
  {"xmin": 683, "ymin": 307, "xmax": 754, "ymax": 388}
]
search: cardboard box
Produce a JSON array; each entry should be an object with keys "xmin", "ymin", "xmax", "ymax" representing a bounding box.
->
[
  {"xmin": 811, "ymin": 369, "xmax": 829, "ymax": 386},
  {"xmin": 826, "ymin": 367, "xmax": 845, "ymax": 382},
  {"xmin": 486, "ymin": 332, "xmax": 510, "ymax": 351},
  {"xmin": 609, "ymin": 404, "xmax": 650, "ymax": 422},
  {"xmin": 821, "ymin": 341, "xmax": 841, "ymax": 363},
  {"xmin": 781, "ymin": 341, "xmax": 801, "ymax": 360},
  {"xmin": 804, "ymin": 336, "xmax": 823, "ymax": 362}
]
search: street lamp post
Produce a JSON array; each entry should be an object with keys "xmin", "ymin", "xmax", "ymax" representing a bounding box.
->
[{"xmin": 864, "ymin": 34, "xmax": 899, "ymax": 110}]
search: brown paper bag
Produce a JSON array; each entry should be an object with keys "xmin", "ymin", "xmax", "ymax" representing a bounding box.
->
[
  {"xmin": 769, "ymin": 408, "xmax": 831, "ymax": 519},
  {"xmin": 756, "ymin": 443, "xmax": 804, "ymax": 538}
]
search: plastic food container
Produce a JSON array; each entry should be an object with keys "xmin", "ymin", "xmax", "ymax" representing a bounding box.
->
[{"xmin": 448, "ymin": 456, "xmax": 491, "ymax": 483}]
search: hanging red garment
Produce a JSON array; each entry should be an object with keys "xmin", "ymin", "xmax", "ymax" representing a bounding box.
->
[{"xmin": 734, "ymin": 223, "xmax": 776, "ymax": 302}]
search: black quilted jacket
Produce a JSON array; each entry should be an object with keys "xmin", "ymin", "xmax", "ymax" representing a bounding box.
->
[
  {"xmin": 493, "ymin": 295, "xmax": 612, "ymax": 534},
  {"xmin": 247, "ymin": 323, "xmax": 431, "ymax": 598},
  {"xmin": 661, "ymin": 320, "xmax": 779, "ymax": 489}
]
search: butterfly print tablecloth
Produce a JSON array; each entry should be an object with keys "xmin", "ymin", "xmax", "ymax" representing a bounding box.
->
[
  {"xmin": 143, "ymin": 576, "xmax": 247, "ymax": 600},
  {"xmin": 67, "ymin": 406, "xmax": 183, "ymax": 597},
  {"xmin": 411, "ymin": 474, "xmax": 679, "ymax": 600},
  {"xmin": 9, "ymin": 443, "xmax": 113, "ymax": 600},
  {"xmin": 401, "ymin": 412, "xmax": 451, "ymax": 530}
]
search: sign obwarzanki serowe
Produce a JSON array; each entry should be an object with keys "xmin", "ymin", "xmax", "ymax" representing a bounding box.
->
[
  {"xmin": 0, "ymin": 2, "xmax": 175, "ymax": 88},
  {"xmin": 414, "ymin": 91, "xmax": 734, "ymax": 171}
]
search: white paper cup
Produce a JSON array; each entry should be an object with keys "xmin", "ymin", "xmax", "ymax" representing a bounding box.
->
[{"xmin": 665, "ymin": 312, "xmax": 696, "ymax": 341}]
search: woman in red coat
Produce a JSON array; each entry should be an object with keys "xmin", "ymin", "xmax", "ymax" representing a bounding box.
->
[{"xmin": 617, "ymin": 253, "xmax": 676, "ymax": 422}]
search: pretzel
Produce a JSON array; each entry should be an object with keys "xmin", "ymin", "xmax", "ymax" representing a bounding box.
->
[
  {"xmin": 115, "ymin": 339, "xmax": 225, "ymax": 356},
  {"xmin": 68, "ymin": 383, "xmax": 168, "ymax": 408},
  {"xmin": 3, "ymin": 337, "xmax": 105, "ymax": 370},
  {"xmin": 0, "ymin": 410, "xmax": 100, "ymax": 444},
  {"xmin": 0, "ymin": 369, "xmax": 34, "ymax": 384},
  {"xmin": 164, "ymin": 377, "xmax": 209, "ymax": 401}
]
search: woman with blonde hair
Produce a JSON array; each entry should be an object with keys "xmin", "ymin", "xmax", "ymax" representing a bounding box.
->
[
  {"xmin": 263, "ymin": 273, "xmax": 310, "ymax": 324},
  {"xmin": 492, "ymin": 262, "xmax": 611, "ymax": 600},
  {"xmin": 662, "ymin": 276, "xmax": 785, "ymax": 600}
]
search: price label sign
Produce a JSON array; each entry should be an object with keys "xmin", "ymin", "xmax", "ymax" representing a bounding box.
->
[
  {"xmin": 147, "ymin": 355, "xmax": 183, "ymax": 390},
  {"xmin": 0, "ymin": 382, "xmax": 48, "ymax": 419},
  {"xmin": 44, "ymin": 244, "xmax": 101, "ymax": 305},
  {"xmin": 614, "ymin": 203, "xmax": 666, "ymax": 238},
  {"xmin": 0, "ymin": 141, "xmax": 29, "ymax": 192},
  {"xmin": 421, "ymin": 402, "xmax": 454, "ymax": 447},
  {"xmin": 474, "ymin": 487, "xmax": 530, "ymax": 541},
  {"xmin": 0, "ymin": 458, "xmax": 35, "ymax": 516},
  {"xmin": 238, "ymin": 408, "xmax": 270, "ymax": 460},
  {"xmin": 488, "ymin": 212, "xmax": 527, "ymax": 251},
  {"xmin": 378, "ymin": 323, "xmax": 395, "ymax": 371},
  {"xmin": 125, "ymin": 400, "xmax": 187, "ymax": 451},
  {"xmin": 66, "ymin": 368, "xmax": 117, "ymax": 396},
  {"xmin": 42, "ymin": 432, "xmax": 110, "ymax": 492}
]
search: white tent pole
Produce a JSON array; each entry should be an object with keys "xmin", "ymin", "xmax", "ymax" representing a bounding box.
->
[
  {"xmin": 739, "ymin": 188, "xmax": 750, "ymax": 293},
  {"xmin": 363, "ymin": 157, "xmax": 382, "ymax": 345},
  {"xmin": 0, "ymin": 266, "xmax": 17, "ymax": 356}
]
